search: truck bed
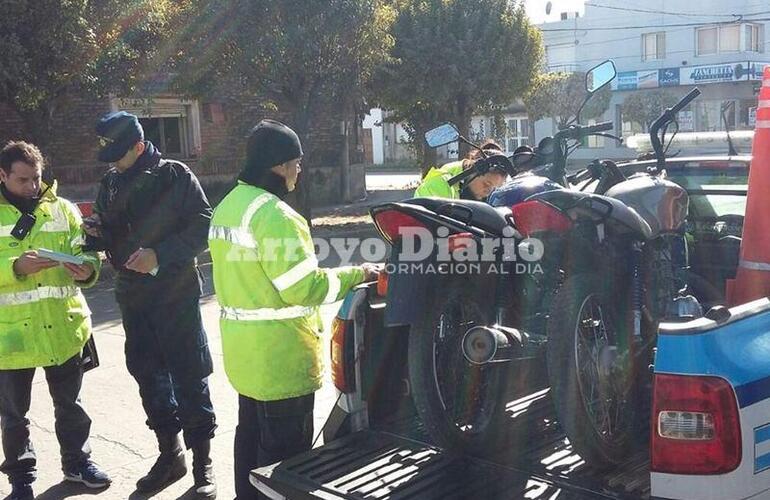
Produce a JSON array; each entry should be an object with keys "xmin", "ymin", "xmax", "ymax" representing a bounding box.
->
[{"xmin": 252, "ymin": 389, "xmax": 651, "ymax": 499}]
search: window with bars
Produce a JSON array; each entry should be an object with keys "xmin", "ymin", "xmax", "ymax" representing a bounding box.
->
[
  {"xmin": 505, "ymin": 117, "xmax": 529, "ymax": 152},
  {"xmin": 115, "ymin": 97, "xmax": 201, "ymax": 159},
  {"xmin": 139, "ymin": 117, "xmax": 187, "ymax": 156}
]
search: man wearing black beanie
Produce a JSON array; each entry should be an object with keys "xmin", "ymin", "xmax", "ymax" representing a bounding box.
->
[{"xmin": 208, "ymin": 120, "xmax": 379, "ymax": 499}]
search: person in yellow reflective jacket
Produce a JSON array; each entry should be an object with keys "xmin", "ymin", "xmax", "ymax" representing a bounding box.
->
[
  {"xmin": 414, "ymin": 139, "xmax": 508, "ymax": 200},
  {"xmin": 0, "ymin": 142, "xmax": 109, "ymax": 499},
  {"xmin": 208, "ymin": 120, "xmax": 379, "ymax": 500}
]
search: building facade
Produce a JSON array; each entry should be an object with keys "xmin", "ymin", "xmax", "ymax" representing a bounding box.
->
[
  {"xmin": 538, "ymin": 0, "xmax": 769, "ymax": 162},
  {"xmin": 0, "ymin": 78, "xmax": 366, "ymax": 206}
]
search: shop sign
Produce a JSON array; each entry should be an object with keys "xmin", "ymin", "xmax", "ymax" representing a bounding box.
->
[
  {"xmin": 616, "ymin": 71, "xmax": 639, "ymax": 90},
  {"xmin": 638, "ymin": 70, "xmax": 659, "ymax": 89},
  {"xmin": 658, "ymin": 67, "xmax": 680, "ymax": 87}
]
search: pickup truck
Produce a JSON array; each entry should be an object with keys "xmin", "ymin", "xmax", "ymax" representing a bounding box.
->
[{"xmin": 252, "ymin": 156, "xmax": 761, "ymax": 500}]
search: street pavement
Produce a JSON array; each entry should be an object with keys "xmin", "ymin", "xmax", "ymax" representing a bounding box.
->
[
  {"xmin": 0, "ymin": 261, "xmax": 344, "ymax": 500},
  {"xmin": 365, "ymin": 171, "xmax": 420, "ymax": 191}
]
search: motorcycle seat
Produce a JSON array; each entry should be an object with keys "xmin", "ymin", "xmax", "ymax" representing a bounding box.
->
[
  {"xmin": 406, "ymin": 197, "xmax": 512, "ymax": 235},
  {"xmin": 527, "ymin": 190, "xmax": 654, "ymax": 240}
]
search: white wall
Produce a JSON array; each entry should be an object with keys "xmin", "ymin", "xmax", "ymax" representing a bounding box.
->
[{"xmin": 362, "ymin": 108, "xmax": 385, "ymax": 164}]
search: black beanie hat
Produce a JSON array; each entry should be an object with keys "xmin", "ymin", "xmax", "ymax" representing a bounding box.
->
[{"xmin": 241, "ymin": 120, "xmax": 303, "ymax": 177}]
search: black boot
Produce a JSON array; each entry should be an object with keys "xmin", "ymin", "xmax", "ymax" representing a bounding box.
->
[
  {"xmin": 135, "ymin": 432, "xmax": 187, "ymax": 493},
  {"xmin": 192, "ymin": 440, "xmax": 216, "ymax": 499}
]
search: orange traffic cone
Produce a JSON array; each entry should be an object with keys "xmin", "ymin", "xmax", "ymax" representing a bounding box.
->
[{"xmin": 726, "ymin": 66, "xmax": 770, "ymax": 306}]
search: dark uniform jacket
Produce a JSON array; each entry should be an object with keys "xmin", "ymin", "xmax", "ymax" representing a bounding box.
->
[{"xmin": 88, "ymin": 141, "xmax": 212, "ymax": 306}]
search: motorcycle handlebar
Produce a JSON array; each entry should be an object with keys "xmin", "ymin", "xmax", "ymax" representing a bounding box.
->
[
  {"xmin": 649, "ymin": 87, "xmax": 701, "ymax": 167},
  {"xmin": 573, "ymin": 169, "xmax": 594, "ymax": 183},
  {"xmin": 447, "ymin": 167, "xmax": 477, "ymax": 186},
  {"xmin": 584, "ymin": 121, "xmax": 614, "ymax": 134},
  {"xmin": 448, "ymin": 153, "xmax": 515, "ymax": 186},
  {"xmin": 556, "ymin": 121, "xmax": 614, "ymax": 141},
  {"xmin": 670, "ymin": 88, "xmax": 702, "ymax": 115}
]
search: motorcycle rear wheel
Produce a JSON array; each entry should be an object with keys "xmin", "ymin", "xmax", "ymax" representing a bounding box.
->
[{"xmin": 408, "ymin": 283, "xmax": 506, "ymax": 455}]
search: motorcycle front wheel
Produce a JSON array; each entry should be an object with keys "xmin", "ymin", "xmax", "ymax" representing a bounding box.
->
[
  {"xmin": 546, "ymin": 273, "xmax": 638, "ymax": 468},
  {"xmin": 408, "ymin": 282, "xmax": 506, "ymax": 455}
]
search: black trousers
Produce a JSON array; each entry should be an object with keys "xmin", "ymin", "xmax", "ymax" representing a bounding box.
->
[
  {"xmin": 120, "ymin": 296, "xmax": 216, "ymax": 448},
  {"xmin": 234, "ymin": 393, "xmax": 315, "ymax": 500},
  {"xmin": 0, "ymin": 354, "xmax": 91, "ymax": 485}
]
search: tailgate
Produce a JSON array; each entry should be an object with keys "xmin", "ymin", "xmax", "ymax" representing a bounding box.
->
[{"xmin": 251, "ymin": 430, "xmax": 621, "ymax": 499}]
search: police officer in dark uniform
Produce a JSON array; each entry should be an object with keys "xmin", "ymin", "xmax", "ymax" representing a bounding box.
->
[{"xmin": 84, "ymin": 111, "xmax": 217, "ymax": 498}]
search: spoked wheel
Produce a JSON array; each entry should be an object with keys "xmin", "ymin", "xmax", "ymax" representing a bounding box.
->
[
  {"xmin": 408, "ymin": 286, "xmax": 505, "ymax": 454},
  {"xmin": 547, "ymin": 274, "xmax": 638, "ymax": 468}
]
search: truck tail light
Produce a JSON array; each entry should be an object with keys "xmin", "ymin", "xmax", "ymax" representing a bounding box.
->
[
  {"xmin": 331, "ymin": 318, "xmax": 356, "ymax": 393},
  {"xmin": 651, "ymin": 373, "xmax": 741, "ymax": 474},
  {"xmin": 510, "ymin": 200, "xmax": 572, "ymax": 236}
]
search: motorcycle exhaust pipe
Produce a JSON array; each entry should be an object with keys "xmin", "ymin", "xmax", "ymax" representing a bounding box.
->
[{"xmin": 462, "ymin": 325, "xmax": 526, "ymax": 365}]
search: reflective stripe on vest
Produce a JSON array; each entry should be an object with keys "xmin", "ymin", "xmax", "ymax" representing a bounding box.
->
[
  {"xmin": 208, "ymin": 225, "xmax": 257, "ymax": 249},
  {"xmin": 220, "ymin": 305, "xmax": 315, "ymax": 321},
  {"xmin": 208, "ymin": 193, "xmax": 273, "ymax": 249},
  {"xmin": 0, "ymin": 218, "xmax": 69, "ymax": 239},
  {"xmin": 323, "ymin": 272, "xmax": 341, "ymax": 304},
  {"xmin": 40, "ymin": 202, "xmax": 69, "ymax": 233},
  {"xmin": 241, "ymin": 193, "xmax": 273, "ymax": 228},
  {"xmin": 272, "ymin": 257, "xmax": 318, "ymax": 291},
  {"xmin": 0, "ymin": 286, "xmax": 79, "ymax": 306}
]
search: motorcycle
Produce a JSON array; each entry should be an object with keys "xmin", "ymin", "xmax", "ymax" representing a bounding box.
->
[
  {"xmin": 369, "ymin": 59, "xmax": 702, "ymax": 466},
  {"xmin": 513, "ymin": 88, "xmax": 704, "ymax": 467}
]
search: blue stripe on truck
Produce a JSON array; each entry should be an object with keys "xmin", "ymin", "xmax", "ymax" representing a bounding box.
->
[
  {"xmin": 756, "ymin": 424, "xmax": 770, "ymax": 473},
  {"xmin": 756, "ymin": 424, "xmax": 770, "ymax": 444},
  {"xmin": 655, "ymin": 309, "xmax": 770, "ymax": 409},
  {"xmin": 337, "ymin": 290, "xmax": 359, "ymax": 321},
  {"xmin": 736, "ymin": 375, "xmax": 770, "ymax": 409},
  {"xmin": 755, "ymin": 453, "xmax": 770, "ymax": 474}
]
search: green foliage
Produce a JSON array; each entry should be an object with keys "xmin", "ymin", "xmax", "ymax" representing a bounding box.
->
[
  {"xmin": 524, "ymin": 71, "xmax": 611, "ymax": 128},
  {"xmin": 621, "ymin": 89, "xmax": 679, "ymax": 131},
  {"xmin": 371, "ymin": 0, "xmax": 543, "ymax": 169},
  {"xmin": 0, "ymin": 0, "xmax": 190, "ymax": 143},
  {"xmin": 176, "ymin": 0, "xmax": 396, "ymax": 217},
  {"xmin": 177, "ymin": 0, "xmax": 395, "ymax": 130}
]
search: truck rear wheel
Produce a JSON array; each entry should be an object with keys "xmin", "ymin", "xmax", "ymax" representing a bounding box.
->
[{"xmin": 408, "ymin": 283, "xmax": 506, "ymax": 455}]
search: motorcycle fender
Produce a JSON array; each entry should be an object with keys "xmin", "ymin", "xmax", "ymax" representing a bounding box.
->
[{"xmin": 383, "ymin": 261, "xmax": 433, "ymax": 327}]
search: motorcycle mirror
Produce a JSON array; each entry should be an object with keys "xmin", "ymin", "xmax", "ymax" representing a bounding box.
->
[
  {"xmin": 585, "ymin": 60, "xmax": 617, "ymax": 94},
  {"xmin": 425, "ymin": 123, "xmax": 460, "ymax": 148}
]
